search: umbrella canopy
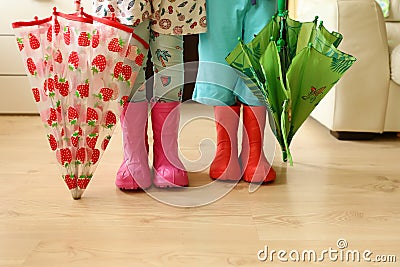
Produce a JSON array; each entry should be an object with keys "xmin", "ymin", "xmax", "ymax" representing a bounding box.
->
[
  {"xmin": 12, "ymin": 8, "xmax": 149, "ymax": 199},
  {"xmin": 226, "ymin": 0, "xmax": 356, "ymax": 165}
]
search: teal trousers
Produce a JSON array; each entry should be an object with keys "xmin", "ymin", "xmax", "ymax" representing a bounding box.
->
[{"xmin": 193, "ymin": 0, "xmax": 276, "ymax": 106}]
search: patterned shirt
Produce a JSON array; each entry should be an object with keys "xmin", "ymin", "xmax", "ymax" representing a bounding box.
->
[{"xmin": 93, "ymin": 0, "xmax": 207, "ymax": 35}]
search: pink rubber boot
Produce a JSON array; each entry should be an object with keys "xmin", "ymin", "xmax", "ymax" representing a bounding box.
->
[
  {"xmin": 151, "ymin": 101, "xmax": 188, "ymax": 187},
  {"xmin": 116, "ymin": 101, "xmax": 152, "ymax": 189},
  {"xmin": 209, "ymin": 105, "xmax": 242, "ymax": 181},
  {"xmin": 239, "ymin": 105, "xmax": 276, "ymax": 183}
]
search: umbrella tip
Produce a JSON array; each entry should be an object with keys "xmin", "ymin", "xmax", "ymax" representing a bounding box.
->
[
  {"xmin": 53, "ymin": 7, "xmax": 57, "ymax": 14},
  {"xmin": 71, "ymin": 188, "xmax": 83, "ymax": 200},
  {"xmin": 34, "ymin": 16, "xmax": 38, "ymax": 21}
]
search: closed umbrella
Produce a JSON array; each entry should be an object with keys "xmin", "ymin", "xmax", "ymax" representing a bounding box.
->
[
  {"xmin": 226, "ymin": 0, "xmax": 356, "ymax": 164},
  {"xmin": 12, "ymin": 5, "xmax": 149, "ymax": 199}
]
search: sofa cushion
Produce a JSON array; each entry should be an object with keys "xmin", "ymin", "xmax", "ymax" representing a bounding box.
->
[
  {"xmin": 386, "ymin": 22, "xmax": 400, "ymax": 53},
  {"xmin": 392, "ymin": 45, "xmax": 400, "ymax": 85},
  {"xmin": 386, "ymin": 0, "xmax": 400, "ymax": 21}
]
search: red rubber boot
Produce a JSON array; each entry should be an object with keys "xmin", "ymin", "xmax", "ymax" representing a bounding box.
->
[
  {"xmin": 209, "ymin": 105, "xmax": 241, "ymax": 181},
  {"xmin": 240, "ymin": 105, "xmax": 276, "ymax": 183}
]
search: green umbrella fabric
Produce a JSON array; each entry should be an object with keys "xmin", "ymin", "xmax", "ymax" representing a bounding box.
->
[{"xmin": 226, "ymin": 14, "xmax": 356, "ymax": 164}]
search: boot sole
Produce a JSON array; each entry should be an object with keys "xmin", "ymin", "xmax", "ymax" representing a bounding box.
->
[
  {"xmin": 153, "ymin": 178, "xmax": 189, "ymax": 188},
  {"xmin": 153, "ymin": 184, "xmax": 189, "ymax": 188},
  {"xmin": 242, "ymin": 174, "xmax": 276, "ymax": 184},
  {"xmin": 209, "ymin": 170, "xmax": 241, "ymax": 182},
  {"xmin": 117, "ymin": 185, "xmax": 152, "ymax": 190}
]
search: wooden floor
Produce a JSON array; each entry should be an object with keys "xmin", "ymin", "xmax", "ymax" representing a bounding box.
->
[{"xmin": 0, "ymin": 103, "xmax": 399, "ymax": 266}]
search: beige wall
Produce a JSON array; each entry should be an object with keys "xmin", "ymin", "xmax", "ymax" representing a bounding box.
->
[{"xmin": 288, "ymin": 0, "xmax": 298, "ymax": 17}]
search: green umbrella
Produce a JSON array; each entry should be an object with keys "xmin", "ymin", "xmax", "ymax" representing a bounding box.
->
[{"xmin": 226, "ymin": 0, "xmax": 356, "ymax": 165}]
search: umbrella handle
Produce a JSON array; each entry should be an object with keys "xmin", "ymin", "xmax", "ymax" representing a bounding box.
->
[
  {"xmin": 75, "ymin": 0, "xmax": 81, "ymax": 12},
  {"xmin": 277, "ymin": 0, "xmax": 286, "ymax": 16}
]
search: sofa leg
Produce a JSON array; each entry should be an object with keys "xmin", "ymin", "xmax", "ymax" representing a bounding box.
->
[{"xmin": 330, "ymin": 131, "xmax": 378, "ymax": 140}]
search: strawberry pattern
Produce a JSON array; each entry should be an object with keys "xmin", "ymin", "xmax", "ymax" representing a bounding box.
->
[
  {"xmin": 93, "ymin": 0, "xmax": 207, "ymax": 35},
  {"xmin": 68, "ymin": 51, "xmax": 79, "ymax": 71},
  {"xmin": 12, "ymin": 10, "xmax": 149, "ymax": 198}
]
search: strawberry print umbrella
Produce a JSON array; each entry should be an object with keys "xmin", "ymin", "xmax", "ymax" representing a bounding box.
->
[{"xmin": 12, "ymin": 7, "xmax": 149, "ymax": 199}]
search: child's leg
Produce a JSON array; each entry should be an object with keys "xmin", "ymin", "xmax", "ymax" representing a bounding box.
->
[
  {"xmin": 240, "ymin": 105, "xmax": 276, "ymax": 183},
  {"xmin": 242, "ymin": 0, "xmax": 276, "ymax": 44},
  {"xmin": 116, "ymin": 21, "xmax": 152, "ymax": 190},
  {"xmin": 129, "ymin": 22, "xmax": 152, "ymax": 102},
  {"xmin": 193, "ymin": 0, "xmax": 248, "ymax": 181},
  {"xmin": 234, "ymin": 0, "xmax": 277, "ymax": 106},
  {"xmin": 193, "ymin": 0, "xmax": 247, "ymax": 106},
  {"xmin": 150, "ymin": 31, "xmax": 184, "ymax": 102},
  {"xmin": 238, "ymin": 0, "xmax": 277, "ymax": 183},
  {"xmin": 194, "ymin": 0, "xmax": 277, "ymax": 182},
  {"xmin": 209, "ymin": 104, "xmax": 242, "ymax": 181},
  {"xmin": 149, "ymin": 31, "xmax": 188, "ymax": 187}
]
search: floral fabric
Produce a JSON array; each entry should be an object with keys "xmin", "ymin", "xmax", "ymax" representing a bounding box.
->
[{"xmin": 93, "ymin": 0, "xmax": 207, "ymax": 35}]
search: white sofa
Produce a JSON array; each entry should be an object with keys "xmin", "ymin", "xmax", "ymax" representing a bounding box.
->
[{"xmin": 289, "ymin": 0, "xmax": 400, "ymax": 139}]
